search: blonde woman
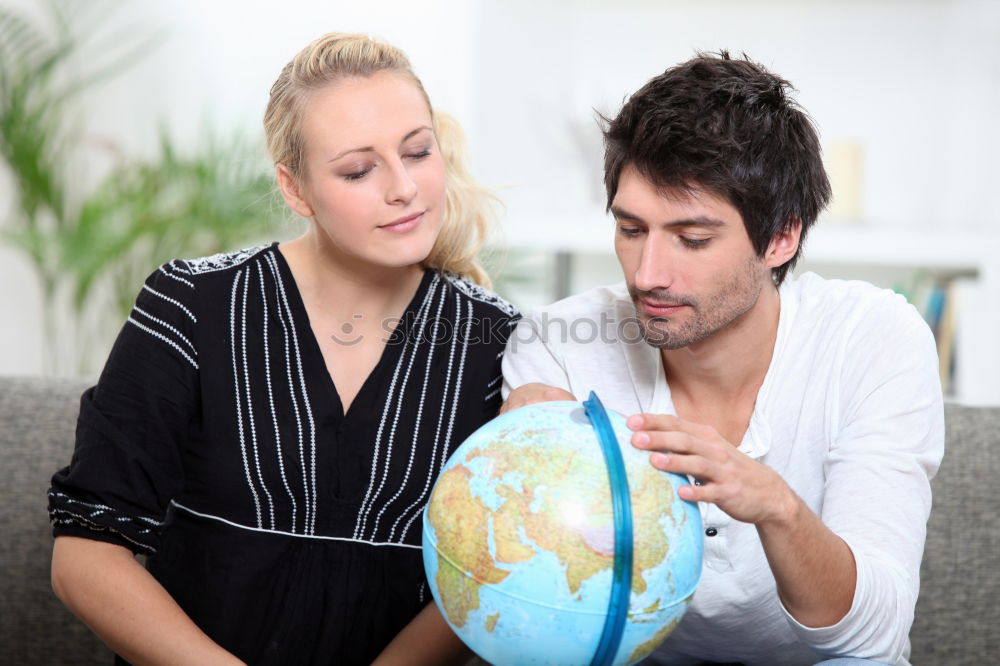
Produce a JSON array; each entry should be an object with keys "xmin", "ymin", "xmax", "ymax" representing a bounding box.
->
[{"xmin": 48, "ymin": 33, "xmax": 518, "ymax": 665}]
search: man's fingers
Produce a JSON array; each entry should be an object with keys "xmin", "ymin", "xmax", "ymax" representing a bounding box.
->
[
  {"xmin": 544, "ymin": 387, "xmax": 575, "ymax": 401},
  {"xmin": 632, "ymin": 429, "xmax": 695, "ymax": 453},
  {"xmin": 628, "ymin": 412, "xmax": 721, "ymax": 441},
  {"xmin": 649, "ymin": 449, "xmax": 712, "ymax": 479},
  {"xmin": 627, "ymin": 412, "xmax": 698, "ymax": 433}
]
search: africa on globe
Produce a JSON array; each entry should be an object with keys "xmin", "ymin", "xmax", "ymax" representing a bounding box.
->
[{"xmin": 422, "ymin": 398, "xmax": 704, "ymax": 665}]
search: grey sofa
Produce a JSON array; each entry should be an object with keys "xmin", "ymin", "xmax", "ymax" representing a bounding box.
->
[{"xmin": 1, "ymin": 375, "xmax": 997, "ymax": 665}]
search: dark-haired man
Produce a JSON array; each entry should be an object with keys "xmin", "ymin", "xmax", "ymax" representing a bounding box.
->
[{"xmin": 501, "ymin": 53, "xmax": 943, "ymax": 665}]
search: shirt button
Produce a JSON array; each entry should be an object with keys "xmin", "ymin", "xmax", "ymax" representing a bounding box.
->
[{"xmin": 705, "ymin": 527, "xmax": 718, "ymax": 537}]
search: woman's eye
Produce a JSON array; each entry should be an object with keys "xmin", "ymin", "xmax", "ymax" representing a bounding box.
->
[
  {"xmin": 405, "ymin": 148, "xmax": 431, "ymax": 160},
  {"xmin": 341, "ymin": 167, "xmax": 372, "ymax": 181}
]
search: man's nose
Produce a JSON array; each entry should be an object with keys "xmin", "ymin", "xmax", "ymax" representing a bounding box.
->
[{"xmin": 633, "ymin": 235, "xmax": 674, "ymax": 293}]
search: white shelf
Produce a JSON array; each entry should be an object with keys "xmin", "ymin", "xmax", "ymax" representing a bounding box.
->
[
  {"xmin": 803, "ymin": 225, "xmax": 1000, "ymax": 407},
  {"xmin": 498, "ymin": 217, "xmax": 1000, "ymax": 406},
  {"xmin": 803, "ymin": 224, "xmax": 1000, "ymax": 274}
]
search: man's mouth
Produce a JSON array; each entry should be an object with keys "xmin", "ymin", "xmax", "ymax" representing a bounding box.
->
[{"xmin": 638, "ymin": 298, "xmax": 689, "ymax": 317}]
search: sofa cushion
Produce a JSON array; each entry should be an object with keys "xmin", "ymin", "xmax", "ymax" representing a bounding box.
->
[
  {"xmin": 0, "ymin": 376, "xmax": 111, "ymax": 665},
  {"xmin": 2, "ymin": 376, "xmax": 997, "ymax": 664},
  {"xmin": 910, "ymin": 403, "xmax": 1000, "ymax": 663}
]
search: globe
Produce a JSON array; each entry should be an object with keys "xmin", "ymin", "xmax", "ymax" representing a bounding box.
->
[{"xmin": 422, "ymin": 397, "xmax": 703, "ymax": 666}]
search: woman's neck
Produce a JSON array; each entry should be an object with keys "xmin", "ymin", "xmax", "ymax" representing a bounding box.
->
[{"xmin": 278, "ymin": 231, "xmax": 425, "ymax": 321}]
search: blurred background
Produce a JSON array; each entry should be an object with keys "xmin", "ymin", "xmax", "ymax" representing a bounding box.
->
[{"xmin": 1, "ymin": 0, "xmax": 997, "ymax": 404}]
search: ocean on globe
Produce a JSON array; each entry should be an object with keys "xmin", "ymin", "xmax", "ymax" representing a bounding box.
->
[{"xmin": 422, "ymin": 400, "xmax": 704, "ymax": 666}]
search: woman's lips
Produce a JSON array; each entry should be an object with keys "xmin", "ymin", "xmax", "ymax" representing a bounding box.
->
[{"xmin": 379, "ymin": 211, "xmax": 423, "ymax": 234}]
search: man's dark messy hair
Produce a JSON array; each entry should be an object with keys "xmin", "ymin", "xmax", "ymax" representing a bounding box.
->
[{"xmin": 602, "ymin": 51, "xmax": 831, "ymax": 285}]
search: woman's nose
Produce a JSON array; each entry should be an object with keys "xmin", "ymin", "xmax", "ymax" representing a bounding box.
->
[{"xmin": 385, "ymin": 160, "xmax": 418, "ymax": 205}]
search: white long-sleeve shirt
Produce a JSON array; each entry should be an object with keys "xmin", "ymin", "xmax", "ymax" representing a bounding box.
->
[{"xmin": 501, "ymin": 273, "xmax": 944, "ymax": 666}]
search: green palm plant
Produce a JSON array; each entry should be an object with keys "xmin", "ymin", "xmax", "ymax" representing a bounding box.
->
[{"xmin": 0, "ymin": 1, "xmax": 278, "ymax": 375}]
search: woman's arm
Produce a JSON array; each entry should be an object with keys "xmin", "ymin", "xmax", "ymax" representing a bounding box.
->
[
  {"xmin": 372, "ymin": 602, "xmax": 471, "ymax": 666},
  {"xmin": 51, "ymin": 536, "xmax": 244, "ymax": 666}
]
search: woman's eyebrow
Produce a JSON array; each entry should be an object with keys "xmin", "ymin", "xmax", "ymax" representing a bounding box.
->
[{"xmin": 327, "ymin": 125, "xmax": 433, "ymax": 163}]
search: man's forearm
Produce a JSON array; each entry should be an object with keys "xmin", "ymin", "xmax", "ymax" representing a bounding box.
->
[{"xmin": 756, "ymin": 491, "xmax": 856, "ymax": 628}]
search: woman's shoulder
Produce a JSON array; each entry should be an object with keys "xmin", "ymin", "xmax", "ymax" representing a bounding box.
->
[
  {"xmin": 132, "ymin": 243, "xmax": 277, "ymax": 333},
  {"xmin": 142, "ymin": 243, "xmax": 278, "ymax": 304},
  {"xmin": 438, "ymin": 270, "xmax": 519, "ymax": 320}
]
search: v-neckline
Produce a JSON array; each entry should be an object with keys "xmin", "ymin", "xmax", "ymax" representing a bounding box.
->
[{"xmin": 268, "ymin": 243, "xmax": 436, "ymax": 421}]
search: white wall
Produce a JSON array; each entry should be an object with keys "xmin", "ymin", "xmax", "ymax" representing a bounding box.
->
[
  {"xmin": 472, "ymin": 0, "xmax": 1000, "ymax": 246},
  {"xmin": 0, "ymin": 0, "xmax": 479, "ymax": 377},
  {"xmin": 3, "ymin": 0, "xmax": 999, "ymax": 379}
]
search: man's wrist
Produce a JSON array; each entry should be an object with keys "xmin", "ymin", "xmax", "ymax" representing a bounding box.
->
[{"xmin": 761, "ymin": 482, "xmax": 804, "ymax": 531}]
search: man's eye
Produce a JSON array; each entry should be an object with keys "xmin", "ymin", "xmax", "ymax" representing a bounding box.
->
[
  {"xmin": 681, "ymin": 237, "xmax": 710, "ymax": 248},
  {"xmin": 618, "ymin": 226, "xmax": 642, "ymax": 237}
]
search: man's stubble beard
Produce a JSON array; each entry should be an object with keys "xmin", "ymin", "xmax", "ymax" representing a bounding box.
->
[{"xmin": 630, "ymin": 256, "xmax": 765, "ymax": 350}]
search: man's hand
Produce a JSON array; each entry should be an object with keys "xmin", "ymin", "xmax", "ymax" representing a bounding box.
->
[
  {"xmin": 499, "ymin": 383, "xmax": 576, "ymax": 415},
  {"xmin": 629, "ymin": 412, "xmax": 856, "ymax": 628},
  {"xmin": 628, "ymin": 412, "xmax": 798, "ymax": 527}
]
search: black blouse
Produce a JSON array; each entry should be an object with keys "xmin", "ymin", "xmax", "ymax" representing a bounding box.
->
[{"xmin": 49, "ymin": 243, "xmax": 519, "ymax": 665}]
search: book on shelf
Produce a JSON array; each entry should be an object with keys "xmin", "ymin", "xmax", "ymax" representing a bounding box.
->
[{"xmin": 894, "ymin": 275, "xmax": 957, "ymax": 395}]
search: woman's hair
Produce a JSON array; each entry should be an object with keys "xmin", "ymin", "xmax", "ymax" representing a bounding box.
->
[{"xmin": 263, "ymin": 32, "xmax": 495, "ymax": 287}]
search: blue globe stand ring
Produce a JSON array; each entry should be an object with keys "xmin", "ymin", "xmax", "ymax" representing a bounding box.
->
[{"xmin": 584, "ymin": 391, "xmax": 634, "ymax": 666}]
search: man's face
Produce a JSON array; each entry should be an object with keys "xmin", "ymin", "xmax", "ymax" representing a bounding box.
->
[{"xmin": 612, "ymin": 165, "xmax": 772, "ymax": 350}]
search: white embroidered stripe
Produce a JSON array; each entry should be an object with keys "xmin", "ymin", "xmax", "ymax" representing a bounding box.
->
[
  {"xmin": 143, "ymin": 284, "xmax": 197, "ymax": 323},
  {"xmin": 258, "ymin": 259, "xmax": 298, "ymax": 533},
  {"xmin": 484, "ymin": 388, "xmax": 501, "ymax": 401},
  {"xmin": 355, "ymin": 280, "xmax": 434, "ymax": 539},
  {"xmin": 264, "ymin": 252, "xmax": 309, "ymax": 534},
  {"xmin": 48, "ymin": 491, "xmax": 164, "ymax": 526},
  {"xmin": 242, "ymin": 263, "xmax": 276, "ymax": 529},
  {"xmin": 171, "ymin": 501, "xmax": 421, "ymax": 549},
  {"xmin": 487, "ymin": 374, "xmax": 502, "ymax": 388},
  {"xmin": 376, "ymin": 283, "xmax": 448, "ymax": 540},
  {"xmin": 133, "ymin": 306, "xmax": 196, "ymax": 354},
  {"xmin": 230, "ymin": 269, "xmax": 263, "ymax": 528},
  {"xmin": 267, "ymin": 250, "xmax": 318, "ymax": 534},
  {"xmin": 362, "ymin": 277, "xmax": 443, "ymax": 540},
  {"xmin": 444, "ymin": 300, "xmax": 473, "ymax": 463},
  {"xmin": 399, "ymin": 298, "xmax": 471, "ymax": 542},
  {"xmin": 127, "ymin": 318, "xmax": 199, "ymax": 369},
  {"xmin": 354, "ymin": 275, "xmax": 440, "ymax": 540},
  {"xmin": 159, "ymin": 265, "xmax": 195, "ymax": 288},
  {"xmin": 394, "ymin": 289, "xmax": 462, "ymax": 542}
]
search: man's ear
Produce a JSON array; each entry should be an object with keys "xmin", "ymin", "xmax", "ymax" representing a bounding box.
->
[
  {"xmin": 275, "ymin": 164, "xmax": 315, "ymax": 219},
  {"xmin": 765, "ymin": 217, "xmax": 802, "ymax": 269}
]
